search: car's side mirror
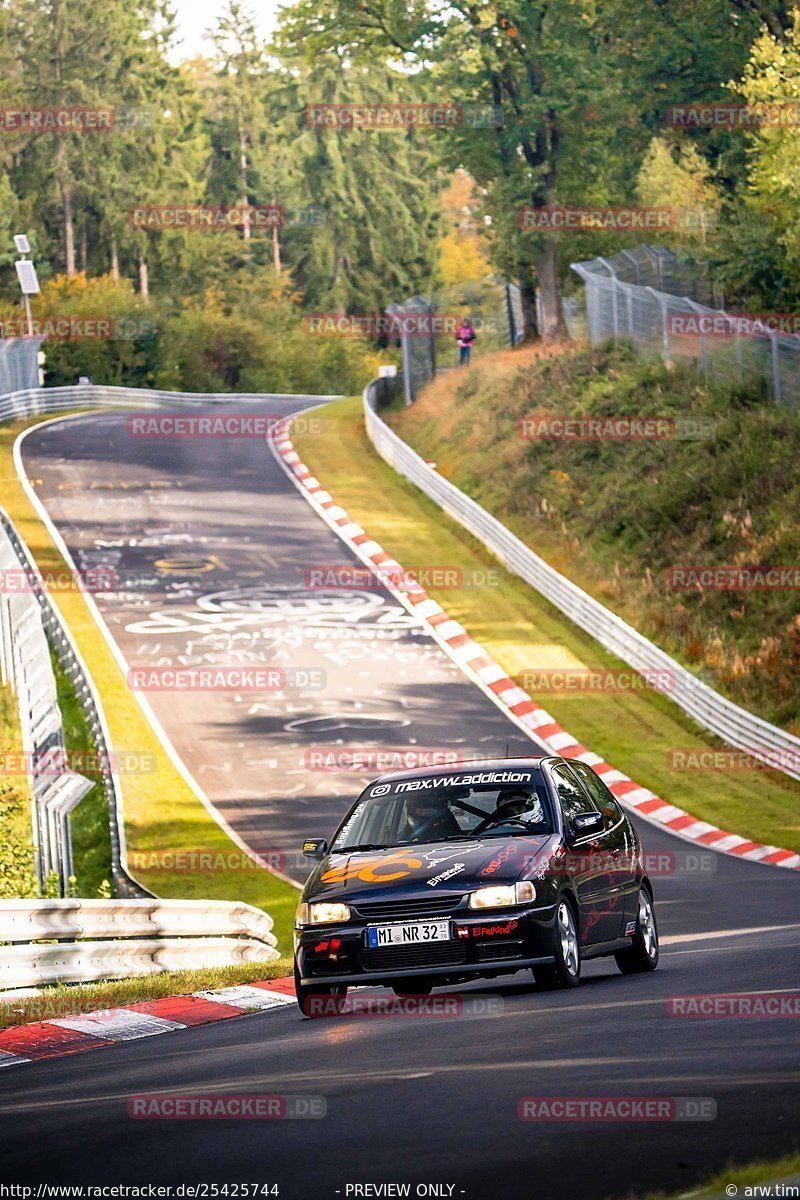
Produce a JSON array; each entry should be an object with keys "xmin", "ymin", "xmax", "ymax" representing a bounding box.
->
[
  {"xmin": 302, "ymin": 838, "xmax": 328, "ymax": 860},
  {"xmin": 570, "ymin": 811, "xmax": 603, "ymax": 840}
]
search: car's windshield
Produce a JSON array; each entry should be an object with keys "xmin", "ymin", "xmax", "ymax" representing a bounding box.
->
[{"xmin": 330, "ymin": 768, "xmax": 554, "ymax": 852}]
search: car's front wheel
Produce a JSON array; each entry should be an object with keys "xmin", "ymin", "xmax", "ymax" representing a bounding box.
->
[
  {"xmin": 533, "ymin": 898, "xmax": 581, "ymax": 989},
  {"xmin": 294, "ymin": 964, "xmax": 349, "ymax": 1017},
  {"xmin": 614, "ymin": 886, "xmax": 659, "ymax": 974}
]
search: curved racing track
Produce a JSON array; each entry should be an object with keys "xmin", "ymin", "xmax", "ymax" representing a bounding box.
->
[{"xmin": 1, "ymin": 396, "xmax": 798, "ymax": 1199}]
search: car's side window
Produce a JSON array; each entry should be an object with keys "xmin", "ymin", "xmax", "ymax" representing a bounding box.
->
[
  {"xmin": 569, "ymin": 762, "xmax": 624, "ymax": 830},
  {"xmin": 550, "ymin": 764, "xmax": 598, "ymax": 825}
]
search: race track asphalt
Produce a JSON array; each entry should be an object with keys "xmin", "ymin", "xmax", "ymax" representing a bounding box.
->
[{"xmin": 3, "ymin": 397, "xmax": 797, "ymax": 1199}]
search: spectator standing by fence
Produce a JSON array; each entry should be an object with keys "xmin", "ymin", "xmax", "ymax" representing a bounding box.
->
[{"xmin": 456, "ymin": 318, "xmax": 476, "ymax": 366}]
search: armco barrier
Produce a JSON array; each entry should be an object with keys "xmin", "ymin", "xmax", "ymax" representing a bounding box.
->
[
  {"xmin": 0, "ymin": 898, "xmax": 279, "ymax": 989},
  {"xmin": 0, "ymin": 509, "xmax": 94, "ymax": 892},
  {"xmin": 363, "ymin": 380, "xmax": 800, "ymax": 782}
]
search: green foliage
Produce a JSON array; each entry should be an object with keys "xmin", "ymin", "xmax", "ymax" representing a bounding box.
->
[
  {"xmin": 49, "ymin": 643, "xmax": 113, "ymax": 898},
  {"xmin": 0, "ymin": 685, "xmax": 38, "ymax": 899},
  {"xmin": 393, "ymin": 345, "xmax": 800, "ymax": 730}
]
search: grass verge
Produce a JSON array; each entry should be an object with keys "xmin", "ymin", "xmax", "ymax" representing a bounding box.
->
[
  {"xmin": 392, "ymin": 342, "xmax": 800, "ymax": 732},
  {"xmin": 0, "ymin": 412, "xmax": 299, "ymax": 951},
  {"xmin": 0, "ymin": 684, "xmax": 38, "ymax": 899},
  {"xmin": 50, "ymin": 642, "xmax": 114, "ymax": 897},
  {"xmin": 293, "ymin": 395, "xmax": 800, "ymax": 853},
  {"xmin": 0, "ymin": 957, "xmax": 292, "ymax": 1029},
  {"xmin": 633, "ymin": 1153, "xmax": 800, "ymax": 1200}
]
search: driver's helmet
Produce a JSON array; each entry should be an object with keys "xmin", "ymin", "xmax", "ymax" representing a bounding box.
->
[
  {"xmin": 494, "ymin": 788, "xmax": 533, "ymax": 819},
  {"xmin": 407, "ymin": 793, "xmax": 449, "ymax": 822}
]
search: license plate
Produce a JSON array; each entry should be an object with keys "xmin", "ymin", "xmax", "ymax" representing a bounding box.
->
[{"xmin": 367, "ymin": 920, "xmax": 451, "ymax": 948}]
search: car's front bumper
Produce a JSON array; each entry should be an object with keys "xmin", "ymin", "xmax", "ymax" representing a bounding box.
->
[{"xmin": 295, "ymin": 903, "xmax": 557, "ymax": 988}]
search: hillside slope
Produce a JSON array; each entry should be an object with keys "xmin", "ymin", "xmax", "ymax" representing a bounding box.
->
[{"xmin": 389, "ymin": 344, "xmax": 800, "ymax": 734}]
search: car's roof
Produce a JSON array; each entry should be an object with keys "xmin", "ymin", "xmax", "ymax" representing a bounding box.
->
[{"xmin": 372, "ymin": 756, "xmax": 553, "ymax": 784}]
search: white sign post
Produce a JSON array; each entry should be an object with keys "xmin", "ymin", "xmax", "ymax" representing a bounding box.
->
[{"xmin": 13, "ymin": 234, "xmax": 39, "ymax": 339}]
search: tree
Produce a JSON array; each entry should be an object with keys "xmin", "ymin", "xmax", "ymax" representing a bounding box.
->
[
  {"xmin": 266, "ymin": 34, "xmax": 443, "ymax": 313},
  {"xmin": 736, "ymin": 7, "xmax": 800, "ymax": 273},
  {"xmin": 636, "ymin": 137, "xmax": 721, "ymax": 253},
  {"xmin": 277, "ymin": 0, "xmax": 639, "ymax": 339}
]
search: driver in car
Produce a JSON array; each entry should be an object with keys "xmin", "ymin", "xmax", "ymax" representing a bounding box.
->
[
  {"xmin": 480, "ymin": 788, "xmax": 548, "ymax": 830},
  {"xmin": 405, "ymin": 793, "xmax": 461, "ymax": 841}
]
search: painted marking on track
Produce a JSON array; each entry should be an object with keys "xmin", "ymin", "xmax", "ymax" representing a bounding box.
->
[
  {"xmin": 660, "ymin": 923, "xmax": 800, "ymax": 946},
  {"xmin": 196, "ymin": 985, "xmax": 296, "ymax": 1010},
  {"xmin": 48, "ymin": 1011, "xmax": 185, "ymax": 1040}
]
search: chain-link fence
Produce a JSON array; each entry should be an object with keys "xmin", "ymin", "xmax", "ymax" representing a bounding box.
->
[
  {"xmin": 388, "ymin": 278, "xmax": 524, "ymax": 405},
  {"xmin": 572, "ymin": 244, "xmax": 716, "ymax": 303},
  {"xmin": 571, "ymin": 246, "xmax": 800, "ymax": 409},
  {"xmin": 386, "ymin": 296, "xmax": 438, "ymax": 407}
]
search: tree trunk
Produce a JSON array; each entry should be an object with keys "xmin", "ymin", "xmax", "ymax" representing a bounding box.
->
[
  {"xmin": 61, "ymin": 166, "xmax": 76, "ymax": 277},
  {"xmin": 519, "ymin": 277, "xmax": 540, "ymax": 343},
  {"xmin": 272, "ymin": 197, "xmax": 281, "ymax": 274},
  {"xmin": 110, "ymin": 236, "xmax": 120, "ymax": 281},
  {"xmin": 537, "ymin": 236, "xmax": 567, "ymax": 340},
  {"xmin": 239, "ymin": 123, "xmax": 251, "ymax": 240},
  {"xmin": 138, "ymin": 254, "xmax": 149, "ymax": 301},
  {"xmin": 80, "ymin": 227, "xmax": 87, "ymax": 274}
]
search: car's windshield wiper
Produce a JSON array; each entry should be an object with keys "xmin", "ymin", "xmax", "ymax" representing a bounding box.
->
[{"xmin": 336, "ymin": 843, "xmax": 391, "ymax": 853}]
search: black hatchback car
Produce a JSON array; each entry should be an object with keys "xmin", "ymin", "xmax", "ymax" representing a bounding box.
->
[{"xmin": 293, "ymin": 757, "xmax": 658, "ymax": 1015}]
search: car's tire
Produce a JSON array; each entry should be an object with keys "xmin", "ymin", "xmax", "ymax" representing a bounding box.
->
[
  {"xmin": 294, "ymin": 964, "xmax": 349, "ymax": 1017},
  {"xmin": 614, "ymin": 886, "xmax": 659, "ymax": 974},
  {"xmin": 392, "ymin": 979, "xmax": 433, "ymax": 997},
  {"xmin": 533, "ymin": 897, "xmax": 581, "ymax": 989}
]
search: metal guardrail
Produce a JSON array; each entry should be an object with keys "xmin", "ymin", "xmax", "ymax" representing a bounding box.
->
[
  {"xmin": 0, "ymin": 898, "xmax": 279, "ymax": 989},
  {"xmin": 363, "ymin": 380, "xmax": 800, "ymax": 782},
  {"xmin": 0, "ymin": 382, "xmax": 342, "ymax": 421},
  {"xmin": 0, "ymin": 504, "xmax": 140, "ymax": 898},
  {"xmin": 0, "ymin": 512, "xmax": 93, "ymax": 892}
]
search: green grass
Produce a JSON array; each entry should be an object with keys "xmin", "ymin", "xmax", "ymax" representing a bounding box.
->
[
  {"xmin": 49, "ymin": 642, "xmax": 114, "ymax": 897},
  {"xmin": 391, "ymin": 342, "xmax": 800, "ymax": 733},
  {"xmin": 632, "ymin": 1152, "xmax": 800, "ymax": 1200},
  {"xmin": 0, "ymin": 957, "xmax": 292, "ymax": 1029},
  {"xmin": 0, "ymin": 412, "xmax": 300, "ymax": 951},
  {"xmin": 293, "ymin": 394, "xmax": 800, "ymax": 853},
  {"xmin": 0, "ymin": 684, "xmax": 38, "ymax": 899}
]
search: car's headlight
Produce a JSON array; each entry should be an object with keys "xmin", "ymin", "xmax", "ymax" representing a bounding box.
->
[
  {"xmin": 469, "ymin": 881, "xmax": 536, "ymax": 909},
  {"xmin": 295, "ymin": 901, "xmax": 351, "ymax": 927}
]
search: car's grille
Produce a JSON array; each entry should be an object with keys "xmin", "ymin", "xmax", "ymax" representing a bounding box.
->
[
  {"xmin": 352, "ymin": 895, "xmax": 464, "ymax": 921},
  {"xmin": 358, "ymin": 942, "xmax": 468, "ymax": 972},
  {"xmin": 475, "ymin": 940, "xmax": 525, "ymax": 962}
]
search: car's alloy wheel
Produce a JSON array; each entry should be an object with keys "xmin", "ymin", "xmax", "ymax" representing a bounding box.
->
[
  {"xmin": 294, "ymin": 963, "xmax": 349, "ymax": 1017},
  {"xmin": 533, "ymin": 898, "xmax": 581, "ymax": 989},
  {"xmin": 615, "ymin": 887, "xmax": 659, "ymax": 974}
]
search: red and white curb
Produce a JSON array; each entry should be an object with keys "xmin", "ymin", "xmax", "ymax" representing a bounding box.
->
[
  {"xmin": 270, "ymin": 420, "xmax": 800, "ymax": 874},
  {"xmin": 0, "ymin": 977, "xmax": 296, "ymax": 1069}
]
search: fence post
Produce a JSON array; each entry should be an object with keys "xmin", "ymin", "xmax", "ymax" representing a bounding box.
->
[
  {"xmin": 428, "ymin": 300, "xmax": 437, "ymax": 380},
  {"xmin": 686, "ymin": 299, "xmax": 708, "ymax": 376},
  {"xmin": 647, "ymin": 287, "xmax": 670, "ymax": 365},
  {"xmin": 626, "ymin": 288, "xmax": 634, "ymax": 340},
  {"xmin": 598, "ymin": 257, "xmax": 619, "ymax": 339},
  {"xmin": 505, "ymin": 283, "xmax": 517, "ymax": 346},
  {"xmin": 770, "ymin": 334, "xmax": 782, "ymax": 405}
]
